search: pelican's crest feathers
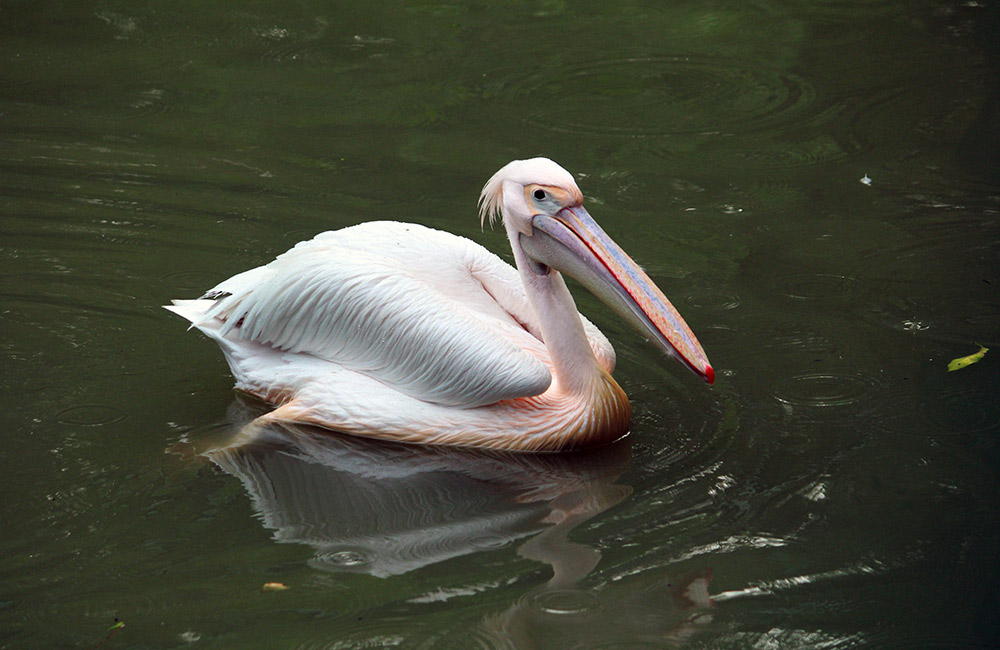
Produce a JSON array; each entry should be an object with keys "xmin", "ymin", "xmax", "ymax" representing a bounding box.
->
[{"xmin": 478, "ymin": 157, "xmax": 581, "ymax": 227}]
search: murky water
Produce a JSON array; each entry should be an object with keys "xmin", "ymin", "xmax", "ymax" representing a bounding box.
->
[{"xmin": 3, "ymin": 1, "xmax": 999, "ymax": 648}]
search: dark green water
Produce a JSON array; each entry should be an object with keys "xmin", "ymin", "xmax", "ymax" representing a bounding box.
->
[{"xmin": 3, "ymin": 1, "xmax": 1000, "ymax": 648}]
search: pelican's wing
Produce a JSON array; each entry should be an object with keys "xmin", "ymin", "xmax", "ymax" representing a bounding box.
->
[{"xmin": 188, "ymin": 222, "xmax": 552, "ymax": 408}]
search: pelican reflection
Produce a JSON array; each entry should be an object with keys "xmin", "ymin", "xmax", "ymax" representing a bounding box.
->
[
  {"xmin": 196, "ymin": 414, "xmax": 632, "ymax": 577},
  {"xmin": 188, "ymin": 408, "xmax": 714, "ymax": 645}
]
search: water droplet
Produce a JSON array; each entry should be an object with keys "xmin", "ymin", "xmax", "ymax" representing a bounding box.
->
[
  {"xmin": 179, "ymin": 630, "xmax": 201, "ymax": 643},
  {"xmin": 901, "ymin": 320, "xmax": 930, "ymax": 332}
]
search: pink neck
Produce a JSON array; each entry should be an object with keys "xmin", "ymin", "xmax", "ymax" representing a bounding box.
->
[{"xmin": 510, "ymin": 237, "xmax": 603, "ymax": 396}]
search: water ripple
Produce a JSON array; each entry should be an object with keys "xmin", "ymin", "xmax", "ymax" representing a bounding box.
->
[
  {"xmin": 590, "ymin": 640, "xmax": 678, "ymax": 650},
  {"xmin": 311, "ymin": 548, "xmax": 373, "ymax": 572},
  {"xmin": 76, "ymin": 87, "xmax": 173, "ymax": 121},
  {"xmin": 14, "ymin": 588, "xmax": 159, "ymax": 640},
  {"xmin": 629, "ymin": 377, "xmax": 740, "ymax": 472},
  {"xmin": 486, "ymin": 56, "xmax": 817, "ymax": 137},
  {"xmin": 773, "ymin": 371, "xmax": 876, "ymax": 408},
  {"xmin": 921, "ymin": 383, "xmax": 1000, "ymax": 437},
  {"xmin": 56, "ymin": 404, "xmax": 127, "ymax": 427},
  {"xmin": 414, "ymin": 624, "xmax": 510, "ymax": 650},
  {"xmin": 862, "ymin": 638, "xmax": 1000, "ymax": 650},
  {"xmin": 770, "ymin": 273, "xmax": 858, "ymax": 301},
  {"xmin": 257, "ymin": 37, "xmax": 338, "ymax": 65},
  {"xmin": 526, "ymin": 589, "xmax": 601, "ymax": 615},
  {"xmin": 205, "ymin": 422, "xmax": 630, "ymax": 578},
  {"xmin": 765, "ymin": 363, "xmax": 907, "ymax": 438},
  {"xmin": 643, "ymin": 78, "xmax": 936, "ymax": 170},
  {"xmin": 160, "ymin": 270, "xmax": 226, "ymax": 291},
  {"xmin": 682, "ymin": 285, "xmax": 742, "ymax": 312}
]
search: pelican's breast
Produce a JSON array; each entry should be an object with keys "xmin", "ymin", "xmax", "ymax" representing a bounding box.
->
[{"xmin": 497, "ymin": 370, "xmax": 631, "ymax": 452}]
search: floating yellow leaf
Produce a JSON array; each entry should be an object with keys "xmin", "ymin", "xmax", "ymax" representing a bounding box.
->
[
  {"xmin": 947, "ymin": 345, "xmax": 988, "ymax": 372},
  {"xmin": 262, "ymin": 582, "xmax": 289, "ymax": 592}
]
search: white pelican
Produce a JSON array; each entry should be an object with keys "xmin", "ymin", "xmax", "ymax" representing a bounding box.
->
[{"xmin": 166, "ymin": 158, "xmax": 713, "ymax": 452}]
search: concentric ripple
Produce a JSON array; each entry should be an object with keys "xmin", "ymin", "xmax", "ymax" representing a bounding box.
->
[
  {"xmin": 487, "ymin": 56, "xmax": 816, "ymax": 136},
  {"xmin": 682, "ymin": 286, "xmax": 742, "ymax": 312},
  {"xmin": 312, "ymin": 547, "xmax": 373, "ymax": 571},
  {"xmin": 526, "ymin": 589, "xmax": 601, "ymax": 616},
  {"xmin": 628, "ymin": 376, "xmax": 740, "ymax": 473},
  {"xmin": 56, "ymin": 404, "xmax": 127, "ymax": 427},
  {"xmin": 773, "ymin": 372, "xmax": 876, "ymax": 409},
  {"xmin": 921, "ymin": 383, "xmax": 1000, "ymax": 437},
  {"xmin": 414, "ymin": 623, "xmax": 509, "ymax": 650}
]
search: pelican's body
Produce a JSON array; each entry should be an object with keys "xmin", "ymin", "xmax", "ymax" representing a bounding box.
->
[{"xmin": 167, "ymin": 159, "xmax": 712, "ymax": 452}]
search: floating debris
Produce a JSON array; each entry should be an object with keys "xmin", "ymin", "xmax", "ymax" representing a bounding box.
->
[
  {"xmin": 89, "ymin": 619, "xmax": 124, "ymax": 649},
  {"xmin": 860, "ymin": 174, "xmax": 872, "ymax": 186},
  {"xmin": 947, "ymin": 345, "xmax": 988, "ymax": 372},
  {"xmin": 262, "ymin": 582, "xmax": 290, "ymax": 592}
]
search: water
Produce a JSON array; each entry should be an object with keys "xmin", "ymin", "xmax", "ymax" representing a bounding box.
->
[{"xmin": 2, "ymin": 0, "xmax": 999, "ymax": 648}]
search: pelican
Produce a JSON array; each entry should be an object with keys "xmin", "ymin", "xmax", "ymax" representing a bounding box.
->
[{"xmin": 166, "ymin": 158, "xmax": 713, "ymax": 452}]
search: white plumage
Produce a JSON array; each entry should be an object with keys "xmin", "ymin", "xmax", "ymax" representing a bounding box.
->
[{"xmin": 168, "ymin": 158, "xmax": 711, "ymax": 451}]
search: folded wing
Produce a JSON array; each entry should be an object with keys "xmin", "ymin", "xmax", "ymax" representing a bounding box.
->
[{"xmin": 185, "ymin": 222, "xmax": 554, "ymax": 408}]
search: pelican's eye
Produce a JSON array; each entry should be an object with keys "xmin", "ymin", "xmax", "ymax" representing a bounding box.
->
[{"xmin": 533, "ymin": 189, "xmax": 547, "ymax": 201}]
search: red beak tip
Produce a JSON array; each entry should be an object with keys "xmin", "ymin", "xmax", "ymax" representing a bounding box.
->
[{"xmin": 704, "ymin": 365, "xmax": 715, "ymax": 385}]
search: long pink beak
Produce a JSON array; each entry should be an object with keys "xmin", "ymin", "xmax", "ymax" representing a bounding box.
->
[{"xmin": 521, "ymin": 206, "xmax": 714, "ymax": 384}]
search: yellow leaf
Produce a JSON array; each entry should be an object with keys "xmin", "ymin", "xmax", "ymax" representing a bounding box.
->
[
  {"xmin": 262, "ymin": 582, "xmax": 289, "ymax": 592},
  {"xmin": 947, "ymin": 346, "xmax": 988, "ymax": 372}
]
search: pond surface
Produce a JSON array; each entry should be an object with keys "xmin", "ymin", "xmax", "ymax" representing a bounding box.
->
[{"xmin": 3, "ymin": 1, "xmax": 1000, "ymax": 648}]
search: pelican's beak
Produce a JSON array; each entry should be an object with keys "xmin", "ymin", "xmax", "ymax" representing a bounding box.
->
[{"xmin": 522, "ymin": 206, "xmax": 714, "ymax": 384}]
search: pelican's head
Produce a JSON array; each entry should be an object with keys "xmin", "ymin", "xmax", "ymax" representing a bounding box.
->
[{"xmin": 479, "ymin": 157, "xmax": 714, "ymax": 384}]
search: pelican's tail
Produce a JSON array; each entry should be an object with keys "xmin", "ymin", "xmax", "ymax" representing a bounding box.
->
[
  {"xmin": 165, "ymin": 298, "xmax": 280, "ymax": 389},
  {"xmin": 164, "ymin": 299, "xmax": 218, "ymax": 331}
]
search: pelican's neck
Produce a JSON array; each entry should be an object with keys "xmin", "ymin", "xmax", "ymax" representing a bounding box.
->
[{"xmin": 510, "ymin": 234, "xmax": 604, "ymax": 395}]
